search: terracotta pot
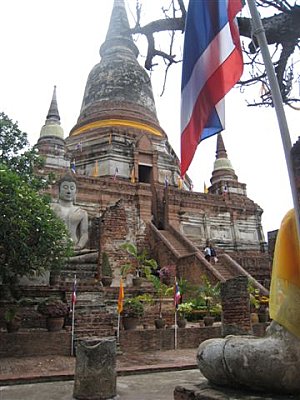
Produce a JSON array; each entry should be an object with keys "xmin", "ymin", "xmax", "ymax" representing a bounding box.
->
[
  {"xmin": 122, "ymin": 316, "xmax": 139, "ymax": 330},
  {"xmin": 203, "ymin": 316, "xmax": 215, "ymax": 326},
  {"xmin": 46, "ymin": 316, "xmax": 65, "ymax": 332},
  {"xmin": 102, "ymin": 276, "xmax": 112, "ymax": 287},
  {"xmin": 154, "ymin": 318, "xmax": 166, "ymax": 329},
  {"xmin": 132, "ymin": 277, "xmax": 142, "ymax": 287},
  {"xmin": 177, "ymin": 318, "xmax": 187, "ymax": 328},
  {"xmin": 258, "ymin": 313, "xmax": 269, "ymax": 323}
]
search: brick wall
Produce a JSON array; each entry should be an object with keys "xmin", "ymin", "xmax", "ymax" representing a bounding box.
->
[
  {"xmin": 221, "ymin": 276, "xmax": 252, "ymax": 336},
  {"xmin": 0, "ymin": 331, "xmax": 71, "ymax": 357},
  {"xmin": 119, "ymin": 326, "xmax": 221, "ymax": 352}
]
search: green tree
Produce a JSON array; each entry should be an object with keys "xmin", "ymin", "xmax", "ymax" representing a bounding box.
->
[
  {"xmin": 0, "ymin": 112, "xmax": 46, "ymax": 190},
  {"xmin": 0, "ymin": 165, "xmax": 72, "ymax": 290}
]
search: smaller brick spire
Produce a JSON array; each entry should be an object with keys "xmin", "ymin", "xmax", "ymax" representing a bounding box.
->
[
  {"xmin": 216, "ymin": 132, "xmax": 228, "ymax": 160},
  {"xmin": 39, "ymin": 86, "xmax": 64, "ymax": 140},
  {"xmin": 46, "ymin": 85, "xmax": 60, "ymax": 123},
  {"xmin": 209, "ymin": 133, "xmax": 247, "ymax": 197}
]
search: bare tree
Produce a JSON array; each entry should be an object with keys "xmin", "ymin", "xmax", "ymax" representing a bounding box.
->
[{"xmin": 131, "ymin": 0, "xmax": 300, "ymax": 108}]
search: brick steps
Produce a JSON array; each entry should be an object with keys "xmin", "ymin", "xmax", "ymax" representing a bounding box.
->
[
  {"xmin": 159, "ymin": 230, "xmax": 194, "ymax": 257},
  {"xmin": 212, "ymin": 263, "xmax": 236, "ymax": 280}
]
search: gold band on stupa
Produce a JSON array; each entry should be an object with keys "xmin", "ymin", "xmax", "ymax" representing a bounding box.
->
[{"xmin": 71, "ymin": 119, "xmax": 163, "ymax": 137}]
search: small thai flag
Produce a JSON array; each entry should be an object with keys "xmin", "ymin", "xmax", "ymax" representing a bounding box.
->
[
  {"xmin": 174, "ymin": 280, "xmax": 181, "ymax": 309},
  {"xmin": 113, "ymin": 167, "xmax": 119, "ymax": 180},
  {"xmin": 76, "ymin": 141, "xmax": 83, "ymax": 152},
  {"xmin": 71, "ymin": 159, "xmax": 76, "ymax": 174},
  {"xmin": 164, "ymin": 176, "xmax": 169, "ymax": 188},
  {"xmin": 72, "ymin": 276, "xmax": 77, "ymax": 306}
]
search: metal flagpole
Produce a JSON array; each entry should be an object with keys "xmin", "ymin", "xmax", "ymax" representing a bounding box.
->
[
  {"xmin": 174, "ymin": 310, "xmax": 178, "ymax": 349},
  {"xmin": 71, "ymin": 300, "xmax": 75, "ymax": 356},
  {"xmin": 71, "ymin": 274, "xmax": 76, "ymax": 356},
  {"xmin": 246, "ymin": 0, "xmax": 300, "ymax": 240},
  {"xmin": 117, "ymin": 313, "xmax": 121, "ymax": 342}
]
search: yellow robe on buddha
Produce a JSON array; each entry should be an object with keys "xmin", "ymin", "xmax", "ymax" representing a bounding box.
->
[{"xmin": 269, "ymin": 209, "xmax": 300, "ymax": 339}]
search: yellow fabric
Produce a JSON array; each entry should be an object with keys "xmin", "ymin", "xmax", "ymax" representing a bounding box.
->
[
  {"xmin": 204, "ymin": 182, "xmax": 208, "ymax": 194},
  {"xmin": 269, "ymin": 209, "xmax": 300, "ymax": 338},
  {"xmin": 117, "ymin": 279, "xmax": 124, "ymax": 314},
  {"xmin": 130, "ymin": 167, "xmax": 135, "ymax": 183},
  {"xmin": 91, "ymin": 161, "xmax": 99, "ymax": 177},
  {"xmin": 178, "ymin": 177, "xmax": 183, "ymax": 189}
]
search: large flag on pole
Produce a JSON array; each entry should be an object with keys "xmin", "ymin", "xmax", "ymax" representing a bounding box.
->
[
  {"xmin": 180, "ymin": 0, "xmax": 243, "ymax": 176},
  {"xmin": 117, "ymin": 278, "xmax": 124, "ymax": 314}
]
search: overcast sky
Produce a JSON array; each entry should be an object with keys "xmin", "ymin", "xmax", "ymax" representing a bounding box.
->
[{"xmin": 1, "ymin": 0, "xmax": 299, "ymax": 239}]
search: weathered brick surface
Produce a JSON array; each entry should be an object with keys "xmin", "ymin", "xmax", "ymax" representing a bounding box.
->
[
  {"xmin": 221, "ymin": 276, "xmax": 252, "ymax": 336},
  {"xmin": 118, "ymin": 326, "xmax": 221, "ymax": 352},
  {"xmin": 0, "ymin": 331, "xmax": 71, "ymax": 357}
]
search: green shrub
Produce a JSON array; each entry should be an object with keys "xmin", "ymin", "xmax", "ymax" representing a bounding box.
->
[
  {"xmin": 102, "ymin": 252, "xmax": 112, "ymax": 277},
  {"xmin": 122, "ymin": 297, "xmax": 144, "ymax": 318}
]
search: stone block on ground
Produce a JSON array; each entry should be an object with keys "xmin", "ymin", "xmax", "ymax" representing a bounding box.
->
[
  {"xmin": 174, "ymin": 382, "xmax": 298, "ymax": 400},
  {"xmin": 73, "ymin": 336, "xmax": 117, "ymax": 400}
]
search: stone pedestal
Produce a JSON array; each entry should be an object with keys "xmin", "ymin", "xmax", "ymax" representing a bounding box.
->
[
  {"xmin": 174, "ymin": 382, "xmax": 299, "ymax": 400},
  {"xmin": 73, "ymin": 337, "xmax": 117, "ymax": 400}
]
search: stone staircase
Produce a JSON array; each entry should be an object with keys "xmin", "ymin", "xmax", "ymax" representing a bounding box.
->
[
  {"xmin": 210, "ymin": 259, "xmax": 236, "ymax": 280},
  {"xmin": 60, "ymin": 263, "xmax": 98, "ymax": 287},
  {"xmin": 57, "ymin": 262, "xmax": 118, "ymax": 340},
  {"xmin": 158, "ymin": 230, "xmax": 195, "ymax": 258},
  {"xmin": 151, "ymin": 224, "xmax": 268, "ymax": 294},
  {"xmin": 66, "ymin": 289, "xmax": 117, "ymax": 340}
]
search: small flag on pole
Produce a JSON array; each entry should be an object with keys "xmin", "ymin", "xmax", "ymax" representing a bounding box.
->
[
  {"xmin": 177, "ymin": 176, "xmax": 183, "ymax": 190},
  {"xmin": 164, "ymin": 176, "xmax": 169, "ymax": 188},
  {"xmin": 72, "ymin": 276, "xmax": 77, "ymax": 305},
  {"xmin": 76, "ymin": 141, "xmax": 83, "ymax": 152},
  {"xmin": 71, "ymin": 159, "xmax": 76, "ymax": 174},
  {"xmin": 130, "ymin": 167, "xmax": 135, "ymax": 183},
  {"xmin": 180, "ymin": 0, "xmax": 243, "ymax": 176},
  {"xmin": 204, "ymin": 182, "xmax": 208, "ymax": 194},
  {"xmin": 113, "ymin": 167, "xmax": 119, "ymax": 181},
  {"xmin": 117, "ymin": 278, "xmax": 124, "ymax": 314},
  {"xmin": 174, "ymin": 279, "xmax": 181, "ymax": 309},
  {"xmin": 92, "ymin": 160, "xmax": 99, "ymax": 177}
]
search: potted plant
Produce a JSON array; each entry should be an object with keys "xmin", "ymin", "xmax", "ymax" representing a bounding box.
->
[
  {"xmin": 149, "ymin": 275, "xmax": 171, "ymax": 329},
  {"xmin": 198, "ymin": 275, "xmax": 220, "ymax": 326},
  {"xmin": 121, "ymin": 297, "xmax": 144, "ymax": 330},
  {"xmin": 37, "ymin": 297, "xmax": 70, "ymax": 331},
  {"xmin": 101, "ymin": 252, "xmax": 113, "ymax": 287},
  {"xmin": 258, "ymin": 295, "xmax": 269, "ymax": 323},
  {"xmin": 4, "ymin": 306, "xmax": 21, "ymax": 333},
  {"xmin": 177, "ymin": 302, "xmax": 193, "ymax": 328},
  {"xmin": 120, "ymin": 242, "xmax": 158, "ymax": 287}
]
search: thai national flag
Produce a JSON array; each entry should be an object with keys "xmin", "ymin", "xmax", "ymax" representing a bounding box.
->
[
  {"xmin": 72, "ymin": 276, "xmax": 77, "ymax": 306},
  {"xmin": 113, "ymin": 167, "xmax": 119, "ymax": 181},
  {"xmin": 174, "ymin": 280, "xmax": 181, "ymax": 309},
  {"xmin": 71, "ymin": 159, "xmax": 76, "ymax": 174},
  {"xmin": 180, "ymin": 0, "xmax": 243, "ymax": 176}
]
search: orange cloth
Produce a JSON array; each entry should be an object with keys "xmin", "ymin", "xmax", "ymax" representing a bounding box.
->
[
  {"xmin": 269, "ymin": 209, "xmax": 300, "ymax": 338},
  {"xmin": 117, "ymin": 279, "xmax": 124, "ymax": 314}
]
